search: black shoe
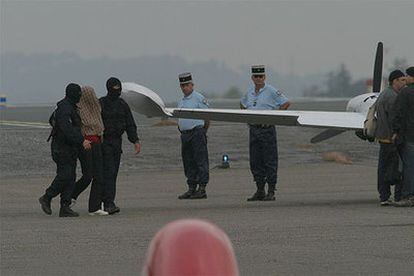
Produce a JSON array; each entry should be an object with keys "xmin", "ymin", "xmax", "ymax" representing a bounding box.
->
[
  {"xmin": 263, "ymin": 192, "xmax": 275, "ymax": 201},
  {"xmin": 190, "ymin": 189, "xmax": 207, "ymax": 199},
  {"xmin": 104, "ymin": 205, "xmax": 120, "ymax": 215},
  {"xmin": 39, "ymin": 195, "xmax": 52, "ymax": 215},
  {"xmin": 59, "ymin": 206, "xmax": 79, "ymax": 217},
  {"xmin": 178, "ymin": 189, "xmax": 196, "ymax": 199},
  {"xmin": 393, "ymin": 198, "xmax": 413, "ymax": 207},
  {"xmin": 247, "ymin": 190, "xmax": 265, "ymax": 201}
]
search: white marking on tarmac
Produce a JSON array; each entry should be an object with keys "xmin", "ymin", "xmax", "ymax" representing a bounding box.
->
[{"xmin": 0, "ymin": 120, "xmax": 50, "ymax": 128}]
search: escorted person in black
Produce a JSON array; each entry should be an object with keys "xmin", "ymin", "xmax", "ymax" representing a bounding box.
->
[
  {"xmin": 100, "ymin": 77, "xmax": 141, "ymax": 214},
  {"xmin": 39, "ymin": 83, "xmax": 92, "ymax": 217},
  {"xmin": 71, "ymin": 86, "xmax": 108, "ymax": 216}
]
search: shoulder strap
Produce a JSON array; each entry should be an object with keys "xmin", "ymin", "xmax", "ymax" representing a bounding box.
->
[{"xmin": 47, "ymin": 110, "xmax": 57, "ymax": 142}]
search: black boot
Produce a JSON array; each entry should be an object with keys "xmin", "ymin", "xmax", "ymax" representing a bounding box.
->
[
  {"xmin": 59, "ymin": 205, "xmax": 79, "ymax": 217},
  {"xmin": 263, "ymin": 184, "xmax": 276, "ymax": 201},
  {"xmin": 190, "ymin": 184, "xmax": 207, "ymax": 199},
  {"xmin": 104, "ymin": 205, "xmax": 120, "ymax": 215},
  {"xmin": 178, "ymin": 185, "xmax": 196, "ymax": 199},
  {"xmin": 247, "ymin": 183, "xmax": 265, "ymax": 201},
  {"xmin": 39, "ymin": 194, "xmax": 52, "ymax": 215}
]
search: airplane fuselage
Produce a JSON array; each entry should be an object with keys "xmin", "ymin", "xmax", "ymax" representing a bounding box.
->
[{"xmin": 346, "ymin": 92, "xmax": 379, "ymax": 115}]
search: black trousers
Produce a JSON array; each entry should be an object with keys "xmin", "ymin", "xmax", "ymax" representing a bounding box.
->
[
  {"xmin": 101, "ymin": 139, "xmax": 122, "ymax": 208},
  {"xmin": 181, "ymin": 127, "xmax": 209, "ymax": 186},
  {"xmin": 377, "ymin": 143, "xmax": 402, "ymax": 201},
  {"xmin": 46, "ymin": 142, "xmax": 78, "ymax": 206},
  {"xmin": 72, "ymin": 143, "xmax": 104, "ymax": 212},
  {"xmin": 249, "ymin": 126, "xmax": 278, "ymax": 189}
]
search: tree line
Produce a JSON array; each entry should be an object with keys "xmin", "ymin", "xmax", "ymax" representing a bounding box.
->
[{"xmin": 303, "ymin": 58, "xmax": 409, "ymax": 98}]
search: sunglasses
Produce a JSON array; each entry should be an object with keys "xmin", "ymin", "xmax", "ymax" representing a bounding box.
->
[{"xmin": 253, "ymin": 75, "xmax": 265, "ymax": 79}]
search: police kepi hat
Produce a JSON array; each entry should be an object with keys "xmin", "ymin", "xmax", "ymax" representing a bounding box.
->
[
  {"xmin": 179, "ymin": 72, "xmax": 193, "ymax": 84},
  {"xmin": 251, "ymin": 65, "xmax": 265, "ymax": 76}
]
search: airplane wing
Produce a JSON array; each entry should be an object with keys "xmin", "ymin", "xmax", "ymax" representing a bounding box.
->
[
  {"xmin": 169, "ymin": 108, "xmax": 364, "ymax": 130},
  {"xmin": 122, "ymin": 82, "xmax": 365, "ymax": 131}
]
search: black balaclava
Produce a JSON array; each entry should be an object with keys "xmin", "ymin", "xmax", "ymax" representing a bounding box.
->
[
  {"xmin": 65, "ymin": 83, "xmax": 82, "ymax": 104},
  {"xmin": 106, "ymin": 77, "xmax": 122, "ymax": 100}
]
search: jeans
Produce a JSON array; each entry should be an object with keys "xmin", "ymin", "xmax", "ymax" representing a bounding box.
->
[{"xmin": 377, "ymin": 143, "xmax": 402, "ymax": 201}]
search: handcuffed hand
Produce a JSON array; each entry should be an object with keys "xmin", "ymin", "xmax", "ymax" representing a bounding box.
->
[{"xmin": 83, "ymin": 139, "xmax": 92, "ymax": 150}]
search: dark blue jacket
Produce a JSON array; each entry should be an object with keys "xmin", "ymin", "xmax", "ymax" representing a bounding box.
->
[
  {"xmin": 52, "ymin": 97, "xmax": 83, "ymax": 148},
  {"xmin": 393, "ymin": 83, "xmax": 414, "ymax": 143},
  {"xmin": 100, "ymin": 96, "xmax": 139, "ymax": 145}
]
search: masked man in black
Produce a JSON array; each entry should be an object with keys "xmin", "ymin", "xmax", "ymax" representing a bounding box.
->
[
  {"xmin": 39, "ymin": 83, "xmax": 91, "ymax": 217},
  {"xmin": 100, "ymin": 77, "xmax": 141, "ymax": 214}
]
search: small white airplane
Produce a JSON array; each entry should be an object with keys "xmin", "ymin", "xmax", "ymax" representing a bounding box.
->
[{"xmin": 121, "ymin": 43, "xmax": 382, "ymax": 143}]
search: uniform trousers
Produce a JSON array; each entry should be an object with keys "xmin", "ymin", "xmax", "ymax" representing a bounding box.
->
[
  {"xmin": 101, "ymin": 138, "xmax": 122, "ymax": 208},
  {"xmin": 46, "ymin": 141, "xmax": 78, "ymax": 206},
  {"xmin": 249, "ymin": 125, "xmax": 278, "ymax": 189},
  {"xmin": 181, "ymin": 127, "xmax": 209, "ymax": 186}
]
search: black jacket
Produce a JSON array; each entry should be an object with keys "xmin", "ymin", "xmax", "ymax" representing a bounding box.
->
[
  {"xmin": 52, "ymin": 97, "xmax": 84, "ymax": 148},
  {"xmin": 100, "ymin": 96, "xmax": 139, "ymax": 144},
  {"xmin": 375, "ymin": 86, "xmax": 399, "ymax": 141},
  {"xmin": 393, "ymin": 84, "xmax": 414, "ymax": 143}
]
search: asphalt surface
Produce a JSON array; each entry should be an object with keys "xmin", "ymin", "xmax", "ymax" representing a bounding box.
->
[{"xmin": 1, "ymin": 164, "xmax": 413, "ymax": 275}]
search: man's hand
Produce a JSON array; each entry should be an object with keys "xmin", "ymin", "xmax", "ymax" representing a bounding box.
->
[
  {"xmin": 279, "ymin": 102, "xmax": 291, "ymax": 110},
  {"xmin": 83, "ymin": 139, "xmax": 92, "ymax": 150},
  {"xmin": 134, "ymin": 142, "xmax": 141, "ymax": 155}
]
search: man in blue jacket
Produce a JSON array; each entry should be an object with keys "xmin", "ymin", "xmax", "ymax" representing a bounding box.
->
[
  {"xmin": 241, "ymin": 65, "xmax": 290, "ymax": 201},
  {"xmin": 177, "ymin": 73, "xmax": 210, "ymax": 200}
]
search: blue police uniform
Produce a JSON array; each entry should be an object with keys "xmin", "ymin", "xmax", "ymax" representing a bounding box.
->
[
  {"xmin": 178, "ymin": 91, "xmax": 209, "ymax": 131},
  {"xmin": 178, "ymin": 90, "xmax": 210, "ymax": 199},
  {"xmin": 241, "ymin": 83, "xmax": 289, "ymax": 201}
]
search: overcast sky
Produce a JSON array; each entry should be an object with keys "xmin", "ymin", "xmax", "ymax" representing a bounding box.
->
[{"xmin": 1, "ymin": 0, "xmax": 413, "ymax": 78}]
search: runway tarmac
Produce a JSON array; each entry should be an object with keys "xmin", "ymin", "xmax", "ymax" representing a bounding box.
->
[{"xmin": 1, "ymin": 164, "xmax": 413, "ymax": 275}]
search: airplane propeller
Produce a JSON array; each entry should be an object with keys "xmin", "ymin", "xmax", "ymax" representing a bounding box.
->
[
  {"xmin": 311, "ymin": 42, "xmax": 383, "ymax": 143},
  {"xmin": 372, "ymin": 42, "xmax": 383, "ymax": 93}
]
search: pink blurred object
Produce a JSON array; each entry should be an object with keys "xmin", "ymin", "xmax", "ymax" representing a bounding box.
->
[{"xmin": 143, "ymin": 219, "xmax": 239, "ymax": 276}]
